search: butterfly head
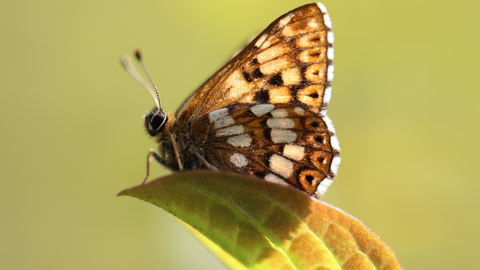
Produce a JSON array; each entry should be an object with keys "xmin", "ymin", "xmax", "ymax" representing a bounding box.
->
[
  {"xmin": 122, "ymin": 51, "xmax": 169, "ymax": 137},
  {"xmin": 144, "ymin": 108, "xmax": 168, "ymax": 137}
]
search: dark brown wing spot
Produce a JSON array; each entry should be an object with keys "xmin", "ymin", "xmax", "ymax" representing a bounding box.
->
[
  {"xmin": 263, "ymin": 127, "xmax": 271, "ymax": 141},
  {"xmin": 278, "ymin": 144, "xmax": 285, "ymax": 153},
  {"xmin": 305, "ymin": 175, "xmax": 314, "ymax": 183},
  {"xmin": 255, "ymin": 170, "xmax": 266, "ymax": 178},
  {"xmin": 264, "ymin": 153, "xmax": 271, "ymax": 168},
  {"xmin": 298, "ymin": 170, "xmax": 324, "ymax": 195},
  {"xmin": 254, "ymin": 90, "xmax": 269, "ymax": 103},
  {"xmin": 268, "ymin": 73, "xmax": 284, "ymax": 86},
  {"xmin": 243, "ymin": 72, "xmax": 252, "ymax": 82},
  {"xmin": 252, "ymin": 68, "xmax": 265, "ymax": 79}
]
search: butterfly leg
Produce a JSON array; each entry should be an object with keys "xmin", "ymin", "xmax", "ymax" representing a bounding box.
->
[
  {"xmin": 169, "ymin": 133, "xmax": 184, "ymax": 170},
  {"xmin": 142, "ymin": 149, "xmax": 163, "ymax": 185},
  {"xmin": 192, "ymin": 149, "xmax": 219, "ymax": 171}
]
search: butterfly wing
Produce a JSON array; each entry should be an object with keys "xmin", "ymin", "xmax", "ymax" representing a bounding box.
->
[
  {"xmin": 191, "ymin": 103, "xmax": 340, "ymax": 197},
  {"xmin": 176, "ymin": 3, "xmax": 340, "ymax": 197},
  {"xmin": 176, "ymin": 3, "xmax": 334, "ymax": 126}
]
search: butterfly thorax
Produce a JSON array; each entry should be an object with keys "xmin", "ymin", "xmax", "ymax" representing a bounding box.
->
[{"xmin": 145, "ymin": 109, "xmax": 207, "ymax": 171}]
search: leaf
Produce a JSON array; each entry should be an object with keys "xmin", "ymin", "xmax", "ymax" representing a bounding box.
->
[{"xmin": 118, "ymin": 171, "xmax": 402, "ymax": 270}]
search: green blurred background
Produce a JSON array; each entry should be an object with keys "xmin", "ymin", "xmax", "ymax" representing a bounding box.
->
[{"xmin": 1, "ymin": 0, "xmax": 479, "ymax": 269}]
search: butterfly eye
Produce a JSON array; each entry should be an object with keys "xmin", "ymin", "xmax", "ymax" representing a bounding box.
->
[{"xmin": 150, "ymin": 113, "xmax": 167, "ymax": 131}]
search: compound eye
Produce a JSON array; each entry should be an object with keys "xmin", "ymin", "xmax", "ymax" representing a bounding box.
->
[{"xmin": 150, "ymin": 113, "xmax": 166, "ymax": 130}]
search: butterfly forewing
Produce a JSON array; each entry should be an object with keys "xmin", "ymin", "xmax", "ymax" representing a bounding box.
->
[
  {"xmin": 176, "ymin": 3, "xmax": 332, "ymax": 125},
  {"xmin": 141, "ymin": 3, "xmax": 340, "ymax": 198}
]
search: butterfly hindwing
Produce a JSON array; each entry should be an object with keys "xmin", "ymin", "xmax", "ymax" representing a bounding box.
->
[{"xmin": 191, "ymin": 103, "xmax": 338, "ymax": 196}]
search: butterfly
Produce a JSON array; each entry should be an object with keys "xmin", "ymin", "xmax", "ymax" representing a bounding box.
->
[{"xmin": 122, "ymin": 2, "xmax": 340, "ymax": 198}]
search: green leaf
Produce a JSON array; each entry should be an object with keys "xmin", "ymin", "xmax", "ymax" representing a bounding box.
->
[{"xmin": 118, "ymin": 171, "xmax": 402, "ymax": 270}]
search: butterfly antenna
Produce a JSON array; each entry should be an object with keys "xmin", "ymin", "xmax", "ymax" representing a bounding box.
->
[
  {"xmin": 121, "ymin": 52, "xmax": 161, "ymax": 110},
  {"xmin": 135, "ymin": 51, "xmax": 163, "ymax": 110}
]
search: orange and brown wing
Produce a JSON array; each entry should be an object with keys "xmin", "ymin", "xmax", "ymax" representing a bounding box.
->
[
  {"xmin": 176, "ymin": 3, "xmax": 334, "ymax": 126},
  {"xmin": 192, "ymin": 103, "xmax": 340, "ymax": 197},
  {"xmin": 182, "ymin": 3, "xmax": 340, "ymax": 197}
]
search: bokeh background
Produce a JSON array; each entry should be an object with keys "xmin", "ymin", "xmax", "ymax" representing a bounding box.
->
[{"xmin": 1, "ymin": 0, "xmax": 479, "ymax": 269}]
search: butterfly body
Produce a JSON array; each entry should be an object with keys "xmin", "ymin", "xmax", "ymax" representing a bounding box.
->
[{"xmin": 139, "ymin": 2, "xmax": 340, "ymax": 197}]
